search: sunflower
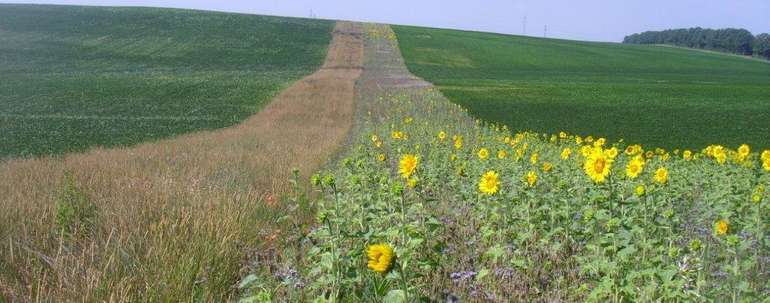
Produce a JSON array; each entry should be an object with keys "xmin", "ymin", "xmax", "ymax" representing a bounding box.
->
[
  {"xmin": 605, "ymin": 147, "xmax": 619, "ymax": 159},
  {"xmin": 371, "ymin": 134, "xmax": 379, "ymax": 143},
  {"xmin": 453, "ymin": 136, "xmax": 463, "ymax": 149},
  {"xmin": 367, "ymin": 244, "xmax": 394, "ymax": 273},
  {"xmin": 478, "ymin": 148, "xmax": 490, "ymax": 160},
  {"xmin": 763, "ymin": 159, "xmax": 770, "ymax": 172},
  {"xmin": 762, "ymin": 150, "xmax": 770, "ymax": 162},
  {"xmin": 542, "ymin": 162, "xmax": 553, "ymax": 172},
  {"xmin": 561, "ymin": 148, "xmax": 572, "ymax": 160},
  {"xmin": 497, "ymin": 150, "xmax": 507, "ymax": 159},
  {"xmin": 559, "ymin": 131, "xmax": 567, "ymax": 139},
  {"xmin": 714, "ymin": 219, "xmax": 729, "ymax": 236},
  {"xmin": 530, "ymin": 153, "xmax": 539, "ymax": 165},
  {"xmin": 654, "ymin": 167, "xmax": 668, "ymax": 184},
  {"xmin": 583, "ymin": 147, "xmax": 613, "ymax": 184},
  {"xmin": 738, "ymin": 144, "xmax": 750, "ymax": 158},
  {"xmin": 683, "ymin": 150, "xmax": 692, "ymax": 161},
  {"xmin": 399, "ymin": 154, "xmax": 418, "ymax": 179},
  {"xmin": 625, "ymin": 156, "xmax": 645, "ymax": 179},
  {"xmin": 478, "ymin": 171, "xmax": 500, "ymax": 195},
  {"xmin": 635, "ymin": 184, "xmax": 646, "ymax": 196},
  {"xmin": 438, "ymin": 131, "xmax": 447, "ymax": 141},
  {"xmin": 526, "ymin": 170, "xmax": 538, "ymax": 187},
  {"xmin": 594, "ymin": 138, "xmax": 606, "ymax": 147},
  {"xmin": 391, "ymin": 131, "xmax": 404, "ymax": 140},
  {"xmin": 712, "ymin": 145, "xmax": 726, "ymax": 164},
  {"xmin": 377, "ymin": 154, "xmax": 386, "ymax": 162}
]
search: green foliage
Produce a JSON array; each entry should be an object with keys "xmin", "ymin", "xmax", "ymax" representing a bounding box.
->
[
  {"xmin": 623, "ymin": 27, "xmax": 757, "ymax": 55},
  {"xmin": 55, "ymin": 172, "xmax": 97, "ymax": 237},
  {"xmin": 755, "ymin": 33, "xmax": 770, "ymax": 59},
  {"xmin": 0, "ymin": 4, "xmax": 333, "ymax": 158},
  {"xmin": 393, "ymin": 25, "xmax": 770, "ymax": 150}
]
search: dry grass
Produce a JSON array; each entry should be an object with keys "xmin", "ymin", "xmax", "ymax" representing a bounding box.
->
[{"xmin": 0, "ymin": 21, "xmax": 363, "ymax": 302}]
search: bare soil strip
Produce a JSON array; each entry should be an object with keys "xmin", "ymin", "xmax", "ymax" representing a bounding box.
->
[{"xmin": 0, "ymin": 21, "xmax": 362, "ymax": 301}]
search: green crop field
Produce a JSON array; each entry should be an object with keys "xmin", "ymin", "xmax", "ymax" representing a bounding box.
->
[
  {"xmin": 393, "ymin": 25, "xmax": 770, "ymax": 150},
  {"xmin": 0, "ymin": 4, "xmax": 333, "ymax": 158}
]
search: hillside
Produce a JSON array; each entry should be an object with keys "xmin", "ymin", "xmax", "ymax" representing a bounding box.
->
[
  {"xmin": 393, "ymin": 25, "xmax": 770, "ymax": 150},
  {"xmin": 0, "ymin": 4, "xmax": 333, "ymax": 158}
]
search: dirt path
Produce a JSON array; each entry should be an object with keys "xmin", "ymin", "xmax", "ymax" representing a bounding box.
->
[{"xmin": 0, "ymin": 21, "xmax": 363, "ymax": 301}]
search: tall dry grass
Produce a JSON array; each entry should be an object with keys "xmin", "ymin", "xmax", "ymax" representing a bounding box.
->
[{"xmin": 0, "ymin": 21, "xmax": 363, "ymax": 302}]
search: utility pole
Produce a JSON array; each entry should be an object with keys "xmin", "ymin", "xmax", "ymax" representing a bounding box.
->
[
  {"xmin": 544, "ymin": 25, "xmax": 547, "ymax": 38},
  {"xmin": 523, "ymin": 15, "xmax": 527, "ymax": 36}
]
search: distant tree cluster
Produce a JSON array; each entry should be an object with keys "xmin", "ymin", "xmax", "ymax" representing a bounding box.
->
[{"xmin": 623, "ymin": 28, "xmax": 770, "ymax": 59}]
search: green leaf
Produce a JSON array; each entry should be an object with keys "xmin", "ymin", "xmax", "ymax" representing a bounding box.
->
[
  {"xmin": 383, "ymin": 289, "xmax": 406, "ymax": 303},
  {"xmin": 476, "ymin": 268, "xmax": 490, "ymax": 281},
  {"xmin": 238, "ymin": 274, "xmax": 259, "ymax": 289}
]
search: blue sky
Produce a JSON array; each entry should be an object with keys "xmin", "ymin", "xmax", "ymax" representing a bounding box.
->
[{"xmin": 2, "ymin": 0, "xmax": 768, "ymax": 42}]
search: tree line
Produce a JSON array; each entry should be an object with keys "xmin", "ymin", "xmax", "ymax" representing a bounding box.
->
[{"xmin": 623, "ymin": 28, "xmax": 770, "ymax": 59}]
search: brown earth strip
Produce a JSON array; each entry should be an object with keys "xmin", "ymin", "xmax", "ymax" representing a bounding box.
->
[{"xmin": 0, "ymin": 21, "xmax": 362, "ymax": 302}]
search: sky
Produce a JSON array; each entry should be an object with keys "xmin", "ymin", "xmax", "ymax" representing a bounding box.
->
[{"xmin": 2, "ymin": 0, "xmax": 768, "ymax": 42}]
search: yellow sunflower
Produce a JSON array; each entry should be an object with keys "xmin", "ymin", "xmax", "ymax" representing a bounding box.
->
[
  {"xmin": 625, "ymin": 156, "xmax": 645, "ymax": 179},
  {"xmin": 712, "ymin": 145, "xmax": 726, "ymax": 164},
  {"xmin": 542, "ymin": 162, "xmax": 553, "ymax": 172},
  {"xmin": 683, "ymin": 150, "xmax": 692, "ymax": 161},
  {"xmin": 478, "ymin": 148, "xmax": 490, "ymax": 160},
  {"xmin": 497, "ymin": 150, "xmax": 507, "ymax": 159},
  {"xmin": 654, "ymin": 167, "xmax": 668, "ymax": 185},
  {"xmin": 526, "ymin": 170, "xmax": 538, "ymax": 187},
  {"xmin": 561, "ymin": 148, "xmax": 572, "ymax": 160},
  {"xmin": 399, "ymin": 154, "xmax": 418, "ymax": 179},
  {"xmin": 714, "ymin": 219, "xmax": 729, "ymax": 236},
  {"xmin": 635, "ymin": 184, "xmax": 646, "ymax": 196},
  {"xmin": 438, "ymin": 131, "xmax": 447, "ymax": 141},
  {"xmin": 377, "ymin": 154, "xmax": 386, "ymax": 162},
  {"xmin": 738, "ymin": 144, "xmax": 750, "ymax": 158},
  {"xmin": 478, "ymin": 171, "xmax": 500, "ymax": 195},
  {"xmin": 583, "ymin": 147, "xmax": 613, "ymax": 184},
  {"xmin": 530, "ymin": 153, "xmax": 539, "ymax": 165},
  {"xmin": 367, "ymin": 244, "xmax": 394, "ymax": 273},
  {"xmin": 762, "ymin": 150, "xmax": 770, "ymax": 162},
  {"xmin": 454, "ymin": 136, "xmax": 463, "ymax": 149}
]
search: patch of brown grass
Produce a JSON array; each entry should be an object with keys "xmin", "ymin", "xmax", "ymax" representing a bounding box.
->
[{"xmin": 0, "ymin": 21, "xmax": 363, "ymax": 302}]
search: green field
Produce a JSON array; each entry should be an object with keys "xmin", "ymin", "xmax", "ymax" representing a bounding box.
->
[
  {"xmin": 393, "ymin": 25, "xmax": 770, "ymax": 150},
  {"xmin": 0, "ymin": 4, "xmax": 333, "ymax": 158}
]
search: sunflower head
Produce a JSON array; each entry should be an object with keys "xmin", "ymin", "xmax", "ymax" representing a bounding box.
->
[
  {"xmin": 762, "ymin": 150, "xmax": 770, "ymax": 162},
  {"xmin": 438, "ymin": 131, "xmax": 447, "ymax": 141},
  {"xmin": 738, "ymin": 144, "xmax": 750, "ymax": 157},
  {"xmin": 654, "ymin": 167, "xmax": 669, "ymax": 185},
  {"xmin": 478, "ymin": 148, "xmax": 489, "ymax": 160},
  {"xmin": 526, "ymin": 170, "xmax": 538, "ymax": 187},
  {"xmin": 561, "ymin": 148, "xmax": 572, "ymax": 160},
  {"xmin": 635, "ymin": 184, "xmax": 646, "ymax": 196},
  {"xmin": 530, "ymin": 153, "xmax": 539, "ymax": 165},
  {"xmin": 714, "ymin": 219, "xmax": 729, "ymax": 236},
  {"xmin": 625, "ymin": 156, "xmax": 645, "ymax": 179},
  {"xmin": 497, "ymin": 150, "xmax": 507, "ymax": 159},
  {"xmin": 683, "ymin": 150, "xmax": 692, "ymax": 161},
  {"xmin": 399, "ymin": 154, "xmax": 418, "ymax": 179},
  {"xmin": 478, "ymin": 171, "xmax": 500, "ymax": 195},
  {"xmin": 367, "ymin": 244, "xmax": 394, "ymax": 273},
  {"xmin": 454, "ymin": 136, "xmax": 463, "ymax": 149},
  {"xmin": 583, "ymin": 147, "xmax": 613, "ymax": 184},
  {"xmin": 542, "ymin": 162, "xmax": 553, "ymax": 172}
]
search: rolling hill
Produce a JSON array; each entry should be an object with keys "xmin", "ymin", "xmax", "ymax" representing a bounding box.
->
[
  {"xmin": 393, "ymin": 25, "xmax": 770, "ymax": 150},
  {"xmin": 0, "ymin": 4, "xmax": 333, "ymax": 158}
]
